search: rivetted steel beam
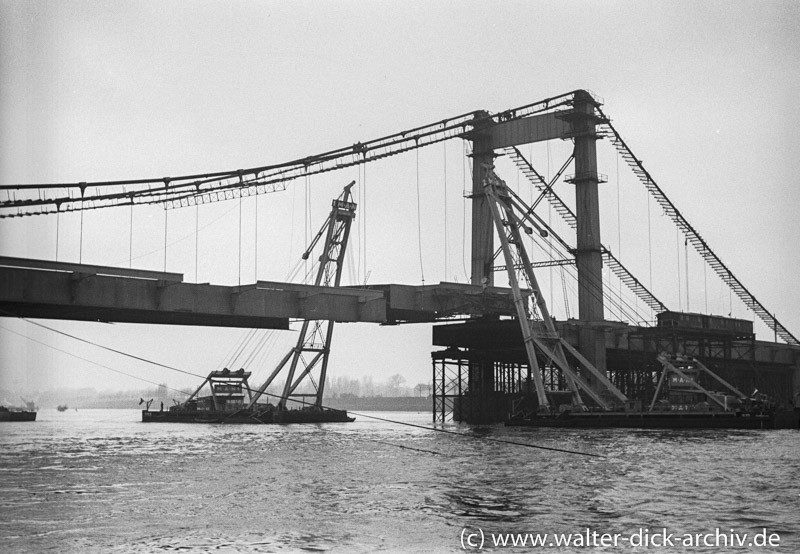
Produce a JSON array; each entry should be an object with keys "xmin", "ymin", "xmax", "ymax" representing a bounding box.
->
[
  {"xmin": 0, "ymin": 266, "xmax": 290, "ymax": 328},
  {"xmin": 565, "ymin": 90, "xmax": 607, "ymax": 381},
  {"xmin": 469, "ymin": 111, "xmax": 573, "ymax": 287},
  {"xmin": 366, "ymin": 282, "xmax": 529, "ymax": 323},
  {"xmin": 467, "ymin": 112, "xmax": 497, "ymax": 287},
  {"xmin": 0, "ymin": 256, "xmax": 183, "ymax": 282},
  {"xmin": 0, "ymin": 267, "xmax": 385, "ymax": 326},
  {"xmin": 1, "ymin": 90, "xmax": 580, "ymax": 217},
  {"xmin": 486, "ymin": 112, "xmax": 571, "ymax": 149},
  {"xmin": 0, "ymin": 261, "xmax": 522, "ymax": 327}
]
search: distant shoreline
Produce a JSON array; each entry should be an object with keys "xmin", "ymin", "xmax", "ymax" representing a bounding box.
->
[
  {"xmin": 323, "ymin": 396, "xmax": 431, "ymax": 412},
  {"xmin": 34, "ymin": 396, "xmax": 433, "ymax": 412}
]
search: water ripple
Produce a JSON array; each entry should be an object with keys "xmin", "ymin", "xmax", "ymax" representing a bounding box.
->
[{"xmin": 0, "ymin": 410, "xmax": 797, "ymax": 553}]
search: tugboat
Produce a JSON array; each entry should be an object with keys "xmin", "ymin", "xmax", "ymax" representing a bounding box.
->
[
  {"xmin": 141, "ymin": 368, "xmax": 354, "ymax": 424},
  {"xmin": 506, "ymin": 354, "xmax": 798, "ymax": 430}
]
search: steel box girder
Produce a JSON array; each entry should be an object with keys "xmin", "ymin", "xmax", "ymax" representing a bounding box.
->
[
  {"xmin": 0, "ymin": 261, "xmax": 522, "ymax": 327},
  {"xmin": 367, "ymin": 282, "xmax": 528, "ymax": 323}
]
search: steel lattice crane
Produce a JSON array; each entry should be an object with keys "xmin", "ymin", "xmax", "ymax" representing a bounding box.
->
[
  {"xmin": 247, "ymin": 181, "xmax": 357, "ymax": 411},
  {"xmin": 481, "ymin": 166, "xmax": 628, "ymax": 411}
]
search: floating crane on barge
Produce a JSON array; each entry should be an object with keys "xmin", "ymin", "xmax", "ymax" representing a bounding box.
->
[{"xmin": 143, "ymin": 182, "xmax": 357, "ymax": 424}]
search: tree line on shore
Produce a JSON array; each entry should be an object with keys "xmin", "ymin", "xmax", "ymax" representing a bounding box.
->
[{"xmin": 2, "ymin": 373, "xmax": 433, "ymax": 409}]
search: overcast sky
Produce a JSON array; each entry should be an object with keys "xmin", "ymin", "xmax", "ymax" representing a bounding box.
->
[{"xmin": 1, "ymin": 0, "xmax": 798, "ymax": 397}]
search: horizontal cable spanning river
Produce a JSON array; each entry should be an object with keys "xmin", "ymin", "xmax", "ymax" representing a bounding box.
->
[{"xmin": 0, "ymin": 409, "xmax": 798, "ymax": 552}]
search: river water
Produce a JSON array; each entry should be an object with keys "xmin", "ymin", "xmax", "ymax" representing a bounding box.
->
[{"xmin": 0, "ymin": 409, "xmax": 798, "ymax": 553}]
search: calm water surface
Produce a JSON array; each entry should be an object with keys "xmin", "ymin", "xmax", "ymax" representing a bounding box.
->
[{"xmin": 1, "ymin": 409, "xmax": 798, "ymax": 552}]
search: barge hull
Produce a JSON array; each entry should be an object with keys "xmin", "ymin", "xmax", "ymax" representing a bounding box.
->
[
  {"xmin": 0, "ymin": 410, "xmax": 37, "ymax": 422},
  {"xmin": 506, "ymin": 410, "xmax": 799, "ymax": 430},
  {"xmin": 142, "ymin": 408, "xmax": 354, "ymax": 424}
]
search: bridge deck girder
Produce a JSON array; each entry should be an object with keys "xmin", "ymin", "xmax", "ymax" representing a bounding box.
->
[{"xmin": 0, "ymin": 258, "xmax": 522, "ymax": 327}]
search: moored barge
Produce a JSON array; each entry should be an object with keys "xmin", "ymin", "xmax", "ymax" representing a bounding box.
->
[
  {"xmin": 505, "ymin": 409, "xmax": 795, "ymax": 429},
  {"xmin": 506, "ymin": 354, "xmax": 799, "ymax": 430},
  {"xmin": 0, "ymin": 406, "xmax": 37, "ymax": 422},
  {"xmin": 141, "ymin": 369, "xmax": 354, "ymax": 424}
]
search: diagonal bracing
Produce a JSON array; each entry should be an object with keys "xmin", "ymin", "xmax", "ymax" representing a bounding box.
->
[
  {"xmin": 504, "ymin": 146, "xmax": 667, "ymax": 315},
  {"xmin": 482, "ymin": 166, "xmax": 628, "ymax": 410},
  {"xmin": 597, "ymin": 110, "xmax": 798, "ymax": 346}
]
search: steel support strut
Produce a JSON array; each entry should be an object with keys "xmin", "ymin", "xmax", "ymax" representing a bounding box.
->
[
  {"xmin": 482, "ymin": 168, "xmax": 627, "ymax": 410},
  {"xmin": 483, "ymin": 177, "xmax": 550, "ymax": 409}
]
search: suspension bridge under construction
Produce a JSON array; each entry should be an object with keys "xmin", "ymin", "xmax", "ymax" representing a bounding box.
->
[{"xmin": 1, "ymin": 90, "xmax": 798, "ymax": 426}]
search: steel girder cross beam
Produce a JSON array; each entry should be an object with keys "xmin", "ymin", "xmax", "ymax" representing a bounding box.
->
[
  {"xmin": 482, "ymin": 168, "xmax": 627, "ymax": 411},
  {"xmin": 247, "ymin": 181, "xmax": 357, "ymax": 411}
]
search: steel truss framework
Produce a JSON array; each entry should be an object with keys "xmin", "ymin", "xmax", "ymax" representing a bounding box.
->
[
  {"xmin": 604, "ymin": 327, "xmax": 792, "ymax": 407},
  {"xmin": 433, "ymin": 326, "xmax": 792, "ymax": 422},
  {"xmin": 432, "ymin": 352, "xmax": 529, "ymax": 424},
  {"xmin": 596, "ymin": 112, "xmax": 798, "ymax": 346},
  {"xmin": 432, "ymin": 347, "xmax": 600, "ymax": 423},
  {"xmin": 481, "ymin": 167, "xmax": 627, "ymax": 411},
  {"xmin": 247, "ymin": 182, "xmax": 356, "ymax": 411},
  {"xmin": 502, "ymin": 147, "xmax": 666, "ymax": 314},
  {"xmin": 0, "ymin": 92, "xmax": 581, "ymax": 217}
]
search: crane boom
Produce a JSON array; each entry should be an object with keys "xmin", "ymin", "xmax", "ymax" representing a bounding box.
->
[{"xmin": 247, "ymin": 181, "xmax": 356, "ymax": 411}]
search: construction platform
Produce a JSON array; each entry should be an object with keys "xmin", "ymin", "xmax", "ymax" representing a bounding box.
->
[{"xmin": 432, "ymin": 314, "xmax": 800, "ymax": 425}]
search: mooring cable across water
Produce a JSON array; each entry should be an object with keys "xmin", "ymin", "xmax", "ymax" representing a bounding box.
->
[
  {"xmin": 343, "ymin": 410, "xmax": 604, "ymax": 459},
  {"xmin": 4, "ymin": 314, "xmax": 201, "ymax": 380},
  {"xmin": 4, "ymin": 314, "xmax": 605, "ymax": 459},
  {"xmin": 0, "ymin": 322, "xmax": 190, "ymax": 397},
  {"xmin": 325, "ymin": 431, "xmax": 445, "ymax": 457}
]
